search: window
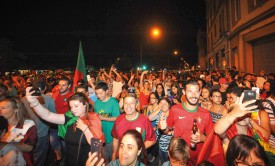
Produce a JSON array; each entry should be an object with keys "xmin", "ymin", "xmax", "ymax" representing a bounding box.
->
[
  {"xmin": 248, "ymin": 0, "xmax": 268, "ymax": 12},
  {"xmin": 232, "ymin": 0, "xmax": 240, "ymax": 25}
]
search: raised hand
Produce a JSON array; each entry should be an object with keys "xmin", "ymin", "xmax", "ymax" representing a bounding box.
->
[
  {"xmin": 76, "ymin": 119, "xmax": 89, "ymax": 132},
  {"xmin": 158, "ymin": 114, "xmax": 167, "ymax": 130},
  {"xmin": 25, "ymin": 87, "xmax": 39, "ymax": 106},
  {"xmin": 85, "ymin": 152, "xmax": 105, "ymax": 166},
  {"xmin": 229, "ymin": 92, "xmax": 258, "ymax": 118}
]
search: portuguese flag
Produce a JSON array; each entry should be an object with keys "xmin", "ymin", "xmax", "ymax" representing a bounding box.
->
[{"xmin": 73, "ymin": 41, "xmax": 87, "ymax": 89}]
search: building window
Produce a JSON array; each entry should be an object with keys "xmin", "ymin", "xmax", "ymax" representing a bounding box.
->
[
  {"xmin": 248, "ymin": 0, "xmax": 268, "ymax": 12},
  {"xmin": 232, "ymin": 0, "xmax": 240, "ymax": 25}
]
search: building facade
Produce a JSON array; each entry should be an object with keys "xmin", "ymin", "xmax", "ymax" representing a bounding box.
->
[{"xmin": 203, "ymin": 0, "xmax": 275, "ymax": 73}]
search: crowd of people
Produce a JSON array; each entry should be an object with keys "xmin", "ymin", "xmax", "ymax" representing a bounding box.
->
[{"xmin": 0, "ymin": 65, "xmax": 275, "ymax": 166}]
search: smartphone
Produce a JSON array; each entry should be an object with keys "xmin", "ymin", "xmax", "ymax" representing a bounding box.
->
[
  {"xmin": 29, "ymin": 87, "xmax": 42, "ymax": 96},
  {"xmin": 90, "ymin": 138, "xmax": 102, "ymax": 159},
  {"xmin": 252, "ymin": 87, "xmax": 260, "ymax": 94},
  {"xmin": 242, "ymin": 90, "xmax": 256, "ymax": 108},
  {"xmin": 87, "ymin": 75, "xmax": 91, "ymax": 81}
]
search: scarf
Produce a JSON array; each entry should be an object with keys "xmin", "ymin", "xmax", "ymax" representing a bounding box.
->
[
  {"xmin": 58, "ymin": 111, "xmax": 105, "ymax": 143},
  {"xmin": 58, "ymin": 111, "xmax": 78, "ymax": 139}
]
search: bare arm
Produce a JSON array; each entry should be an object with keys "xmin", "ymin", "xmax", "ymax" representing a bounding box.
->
[
  {"xmin": 148, "ymin": 107, "xmax": 161, "ymax": 121},
  {"xmin": 139, "ymin": 70, "xmax": 148, "ymax": 92},
  {"xmin": 162, "ymin": 70, "xmax": 166, "ymax": 82},
  {"xmin": 128, "ymin": 74, "xmax": 135, "ymax": 86},
  {"xmin": 112, "ymin": 138, "xmax": 119, "ymax": 160},
  {"xmin": 112, "ymin": 70, "xmax": 121, "ymax": 79},
  {"xmin": 100, "ymin": 116, "xmax": 117, "ymax": 122},
  {"xmin": 144, "ymin": 140, "xmax": 156, "ymax": 149},
  {"xmin": 11, "ymin": 143, "xmax": 33, "ymax": 153},
  {"xmin": 250, "ymin": 110, "xmax": 271, "ymax": 139},
  {"xmin": 109, "ymin": 65, "xmax": 114, "ymax": 78},
  {"xmin": 25, "ymin": 87, "xmax": 65, "ymax": 125},
  {"xmin": 214, "ymin": 93, "xmax": 257, "ymax": 136}
]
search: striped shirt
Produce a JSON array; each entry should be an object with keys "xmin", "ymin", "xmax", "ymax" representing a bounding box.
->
[
  {"xmin": 155, "ymin": 111, "xmax": 173, "ymax": 152},
  {"xmin": 262, "ymin": 97, "xmax": 275, "ymax": 148}
]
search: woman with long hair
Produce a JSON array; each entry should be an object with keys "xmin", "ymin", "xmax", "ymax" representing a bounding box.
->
[
  {"xmin": 226, "ymin": 134, "xmax": 269, "ymax": 166},
  {"xmin": 155, "ymin": 83, "xmax": 165, "ymax": 100},
  {"xmin": 170, "ymin": 82, "xmax": 183, "ymax": 105},
  {"xmin": 260, "ymin": 81, "xmax": 271, "ymax": 100},
  {"xmin": 146, "ymin": 92, "xmax": 160, "ymax": 129},
  {"xmin": 26, "ymin": 88, "xmax": 104, "ymax": 166},
  {"xmin": 199, "ymin": 87, "xmax": 211, "ymax": 109},
  {"xmin": 138, "ymin": 71, "xmax": 151, "ymax": 112},
  {"xmin": 0, "ymin": 97, "xmax": 37, "ymax": 166}
]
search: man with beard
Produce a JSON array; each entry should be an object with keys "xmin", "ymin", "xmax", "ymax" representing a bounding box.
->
[
  {"xmin": 51, "ymin": 76, "xmax": 74, "ymax": 165},
  {"xmin": 159, "ymin": 80, "xmax": 213, "ymax": 166}
]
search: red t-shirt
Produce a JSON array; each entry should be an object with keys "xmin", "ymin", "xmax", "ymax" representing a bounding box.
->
[
  {"xmin": 52, "ymin": 91, "xmax": 73, "ymax": 114},
  {"xmin": 138, "ymin": 91, "xmax": 149, "ymax": 110},
  {"xmin": 166, "ymin": 103, "xmax": 213, "ymax": 166},
  {"xmin": 112, "ymin": 113, "xmax": 156, "ymax": 142}
]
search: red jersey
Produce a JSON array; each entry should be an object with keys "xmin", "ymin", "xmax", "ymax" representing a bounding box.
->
[
  {"xmin": 166, "ymin": 103, "xmax": 213, "ymax": 166},
  {"xmin": 52, "ymin": 91, "xmax": 74, "ymax": 114},
  {"xmin": 138, "ymin": 91, "xmax": 149, "ymax": 110},
  {"xmin": 112, "ymin": 113, "xmax": 156, "ymax": 142}
]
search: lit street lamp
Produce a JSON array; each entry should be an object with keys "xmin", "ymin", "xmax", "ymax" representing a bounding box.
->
[
  {"xmin": 168, "ymin": 50, "xmax": 179, "ymax": 70},
  {"xmin": 140, "ymin": 26, "xmax": 162, "ymax": 67}
]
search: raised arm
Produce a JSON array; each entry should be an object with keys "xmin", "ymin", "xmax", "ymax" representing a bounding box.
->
[
  {"xmin": 109, "ymin": 64, "xmax": 114, "ymax": 78},
  {"xmin": 128, "ymin": 73, "xmax": 135, "ymax": 86},
  {"xmin": 250, "ymin": 110, "xmax": 271, "ymax": 139},
  {"xmin": 25, "ymin": 87, "xmax": 65, "ymax": 125},
  {"xmin": 214, "ymin": 93, "xmax": 257, "ymax": 135},
  {"xmin": 148, "ymin": 106, "xmax": 161, "ymax": 121},
  {"xmin": 139, "ymin": 70, "xmax": 148, "ymax": 91},
  {"xmin": 112, "ymin": 69, "xmax": 122, "ymax": 79},
  {"xmin": 162, "ymin": 69, "xmax": 166, "ymax": 82}
]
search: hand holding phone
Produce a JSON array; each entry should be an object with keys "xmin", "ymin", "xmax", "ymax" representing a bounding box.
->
[
  {"xmin": 252, "ymin": 87, "xmax": 260, "ymax": 94},
  {"xmin": 90, "ymin": 138, "xmax": 102, "ymax": 160},
  {"xmin": 29, "ymin": 87, "xmax": 42, "ymax": 96}
]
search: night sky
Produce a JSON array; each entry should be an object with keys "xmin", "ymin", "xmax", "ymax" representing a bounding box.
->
[{"xmin": 0, "ymin": 0, "xmax": 206, "ymax": 70}]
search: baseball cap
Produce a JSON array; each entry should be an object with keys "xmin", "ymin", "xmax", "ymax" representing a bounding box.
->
[{"xmin": 219, "ymin": 78, "xmax": 228, "ymax": 84}]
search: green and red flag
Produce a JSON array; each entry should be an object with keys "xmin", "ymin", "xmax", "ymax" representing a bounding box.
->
[{"xmin": 73, "ymin": 41, "xmax": 87, "ymax": 89}]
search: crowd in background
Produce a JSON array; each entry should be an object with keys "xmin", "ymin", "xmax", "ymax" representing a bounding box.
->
[{"xmin": 0, "ymin": 65, "xmax": 275, "ymax": 166}]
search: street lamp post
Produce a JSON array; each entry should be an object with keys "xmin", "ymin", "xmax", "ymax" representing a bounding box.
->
[
  {"xmin": 168, "ymin": 50, "xmax": 178, "ymax": 70},
  {"xmin": 140, "ymin": 27, "xmax": 161, "ymax": 68}
]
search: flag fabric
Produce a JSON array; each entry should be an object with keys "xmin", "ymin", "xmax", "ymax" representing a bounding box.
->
[
  {"xmin": 196, "ymin": 128, "xmax": 225, "ymax": 165},
  {"xmin": 73, "ymin": 41, "xmax": 87, "ymax": 89}
]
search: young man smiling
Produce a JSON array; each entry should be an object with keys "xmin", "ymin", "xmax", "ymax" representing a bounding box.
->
[
  {"xmin": 159, "ymin": 80, "xmax": 213, "ymax": 166},
  {"xmin": 94, "ymin": 82, "xmax": 120, "ymax": 163}
]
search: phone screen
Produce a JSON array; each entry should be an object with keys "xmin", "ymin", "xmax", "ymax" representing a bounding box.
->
[{"xmin": 87, "ymin": 75, "xmax": 91, "ymax": 81}]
